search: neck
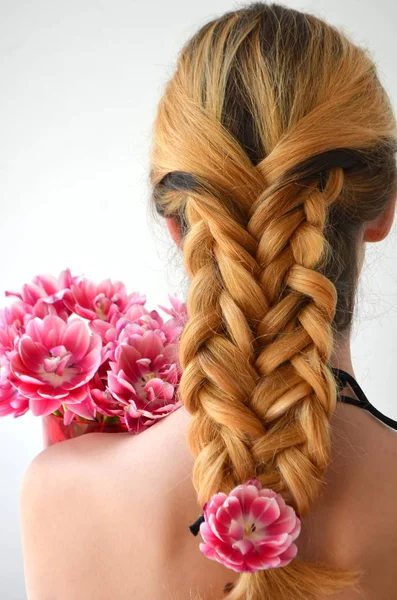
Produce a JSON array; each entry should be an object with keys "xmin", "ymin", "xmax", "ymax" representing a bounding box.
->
[{"xmin": 329, "ymin": 329, "xmax": 356, "ymax": 379}]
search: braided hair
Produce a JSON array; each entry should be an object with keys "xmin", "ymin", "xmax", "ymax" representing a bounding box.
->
[{"xmin": 150, "ymin": 3, "xmax": 397, "ymax": 599}]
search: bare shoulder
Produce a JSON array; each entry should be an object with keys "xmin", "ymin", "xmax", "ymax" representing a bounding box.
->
[{"xmin": 20, "ymin": 408, "xmax": 233, "ymax": 600}]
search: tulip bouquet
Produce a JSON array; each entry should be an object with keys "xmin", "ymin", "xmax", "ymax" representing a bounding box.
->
[{"xmin": 0, "ymin": 269, "xmax": 188, "ymax": 434}]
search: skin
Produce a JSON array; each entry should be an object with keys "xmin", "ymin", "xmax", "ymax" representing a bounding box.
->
[{"xmin": 20, "ymin": 194, "xmax": 397, "ymax": 600}]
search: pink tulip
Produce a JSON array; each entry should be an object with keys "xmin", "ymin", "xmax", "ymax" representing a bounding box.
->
[
  {"xmin": 157, "ymin": 294, "xmax": 188, "ymax": 344},
  {"xmin": 6, "ymin": 269, "xmax": 73, "ymax": 304},
  {"xmin": 94, "ymin": 297, "xmax": 186, "ymax": 364},
  {"xmin": 114, "ymin": 315, "xmax": 167, "ymax": 356},
  {"xmin": 158, "ymin": 293, "xmax": 188, "ymax": 322},
  {"xmin": 7, "ymin": 315, "xmax": 102, "ymax": 416},
  {"xmin": 89, "ymin": 303, "xmax": 150, "ymax": 356},
  {"xmin": 107, "ymin": 330, "xmax": 181, "ymax": 433},
  {"xmin": 117, "ymin": 298, "xmax": 186, "ymax": 347},
  {"xmin": 0, "ymin": 322, "xmax": 19, "ymax": 357},
  {"xmin": 5, "ymin": 269, "xmax": 74, "ymax": 320},
  {"xmin": 63, "ymin": 278, "xmax": 142, "ymax": 322},
  {"xmin": 198, "ymin": 479, "xmax": 301, "ymax": 573},
  {"xmin": 62, "ymin": 394, "xmax": 98, "ymax": 426},
  {"xmin": 122, "ymin": 291, "xmax": 148, "ymax": 311},
  {"xmin": 0, "ymin": 301, "xmax": 33, "ymax": 356},
  {"xmin": 88, "ymin": 371, "xmax": 124, "ymax": 418},
  {"xmin": 0, "ymin": 300, "xmax": 31, "ymax": 330},
  {"xmin": 0, "ymin": 359, "xmax": 29, "ymax": 418}
]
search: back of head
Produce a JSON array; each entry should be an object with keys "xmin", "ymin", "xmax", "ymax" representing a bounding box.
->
[{"xmin": 149, "ymin": 2, "xmax": 397, "ymax": 599}]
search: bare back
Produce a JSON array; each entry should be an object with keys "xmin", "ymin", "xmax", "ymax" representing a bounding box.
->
[{"xmin": 57, "ymin": 397, "xmax": 397, "ymax": 600}]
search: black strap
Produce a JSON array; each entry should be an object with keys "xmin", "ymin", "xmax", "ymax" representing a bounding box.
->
[
  {"xmin": 331, "ymin": 367, "xmax": 397, "ymax": 431},
  {"xmin": 189, "ymin": 514, "xmax": 205, "ymax": 537}
]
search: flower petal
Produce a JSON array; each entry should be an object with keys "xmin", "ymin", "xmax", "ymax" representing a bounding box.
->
[{"xmin": 29, "ymin": 397, "xmax": 61, "ymax": 416}]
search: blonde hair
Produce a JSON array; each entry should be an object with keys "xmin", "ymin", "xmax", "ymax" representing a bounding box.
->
[{"xmin": 149, "ymin": 3, "xmax": 397, "ymax": 599}]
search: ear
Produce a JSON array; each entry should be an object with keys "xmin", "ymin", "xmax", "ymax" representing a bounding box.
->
[
  {"xmin": 165, "ymin": 217, "xmax": 183, "ymax": 248},
  {"xmin": 363, "ymin": 194, "xmax": 397, "ymax": 243}
]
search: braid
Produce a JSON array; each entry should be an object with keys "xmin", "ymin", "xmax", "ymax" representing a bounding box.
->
[
  {"xmin": 179, "ymin": 162, "xmax": 344, "ymax": 505},
  {"xmin": 150, "ymin": 3, "xmax": 397, "ymax": 598},
  {"xmin": 179, "ymin": 176, "xmax": 269, "ymax": 502},
  {"xmin": 178, "ymin": 160, "xmax": 359, "ymax": 599},
  {"xmin": 247, "ymin": 167, "xmax": 344, "ymax": 513}
]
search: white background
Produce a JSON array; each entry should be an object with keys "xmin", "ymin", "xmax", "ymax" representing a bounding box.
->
[{"xmin": 0, "ymin": 1, "xmax": 396, "ymax": 598}]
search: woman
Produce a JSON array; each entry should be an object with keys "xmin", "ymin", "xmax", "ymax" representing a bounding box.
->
[{"xmin": 20, "ymin": 3, "xmax": 397, "ymax": 599}]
